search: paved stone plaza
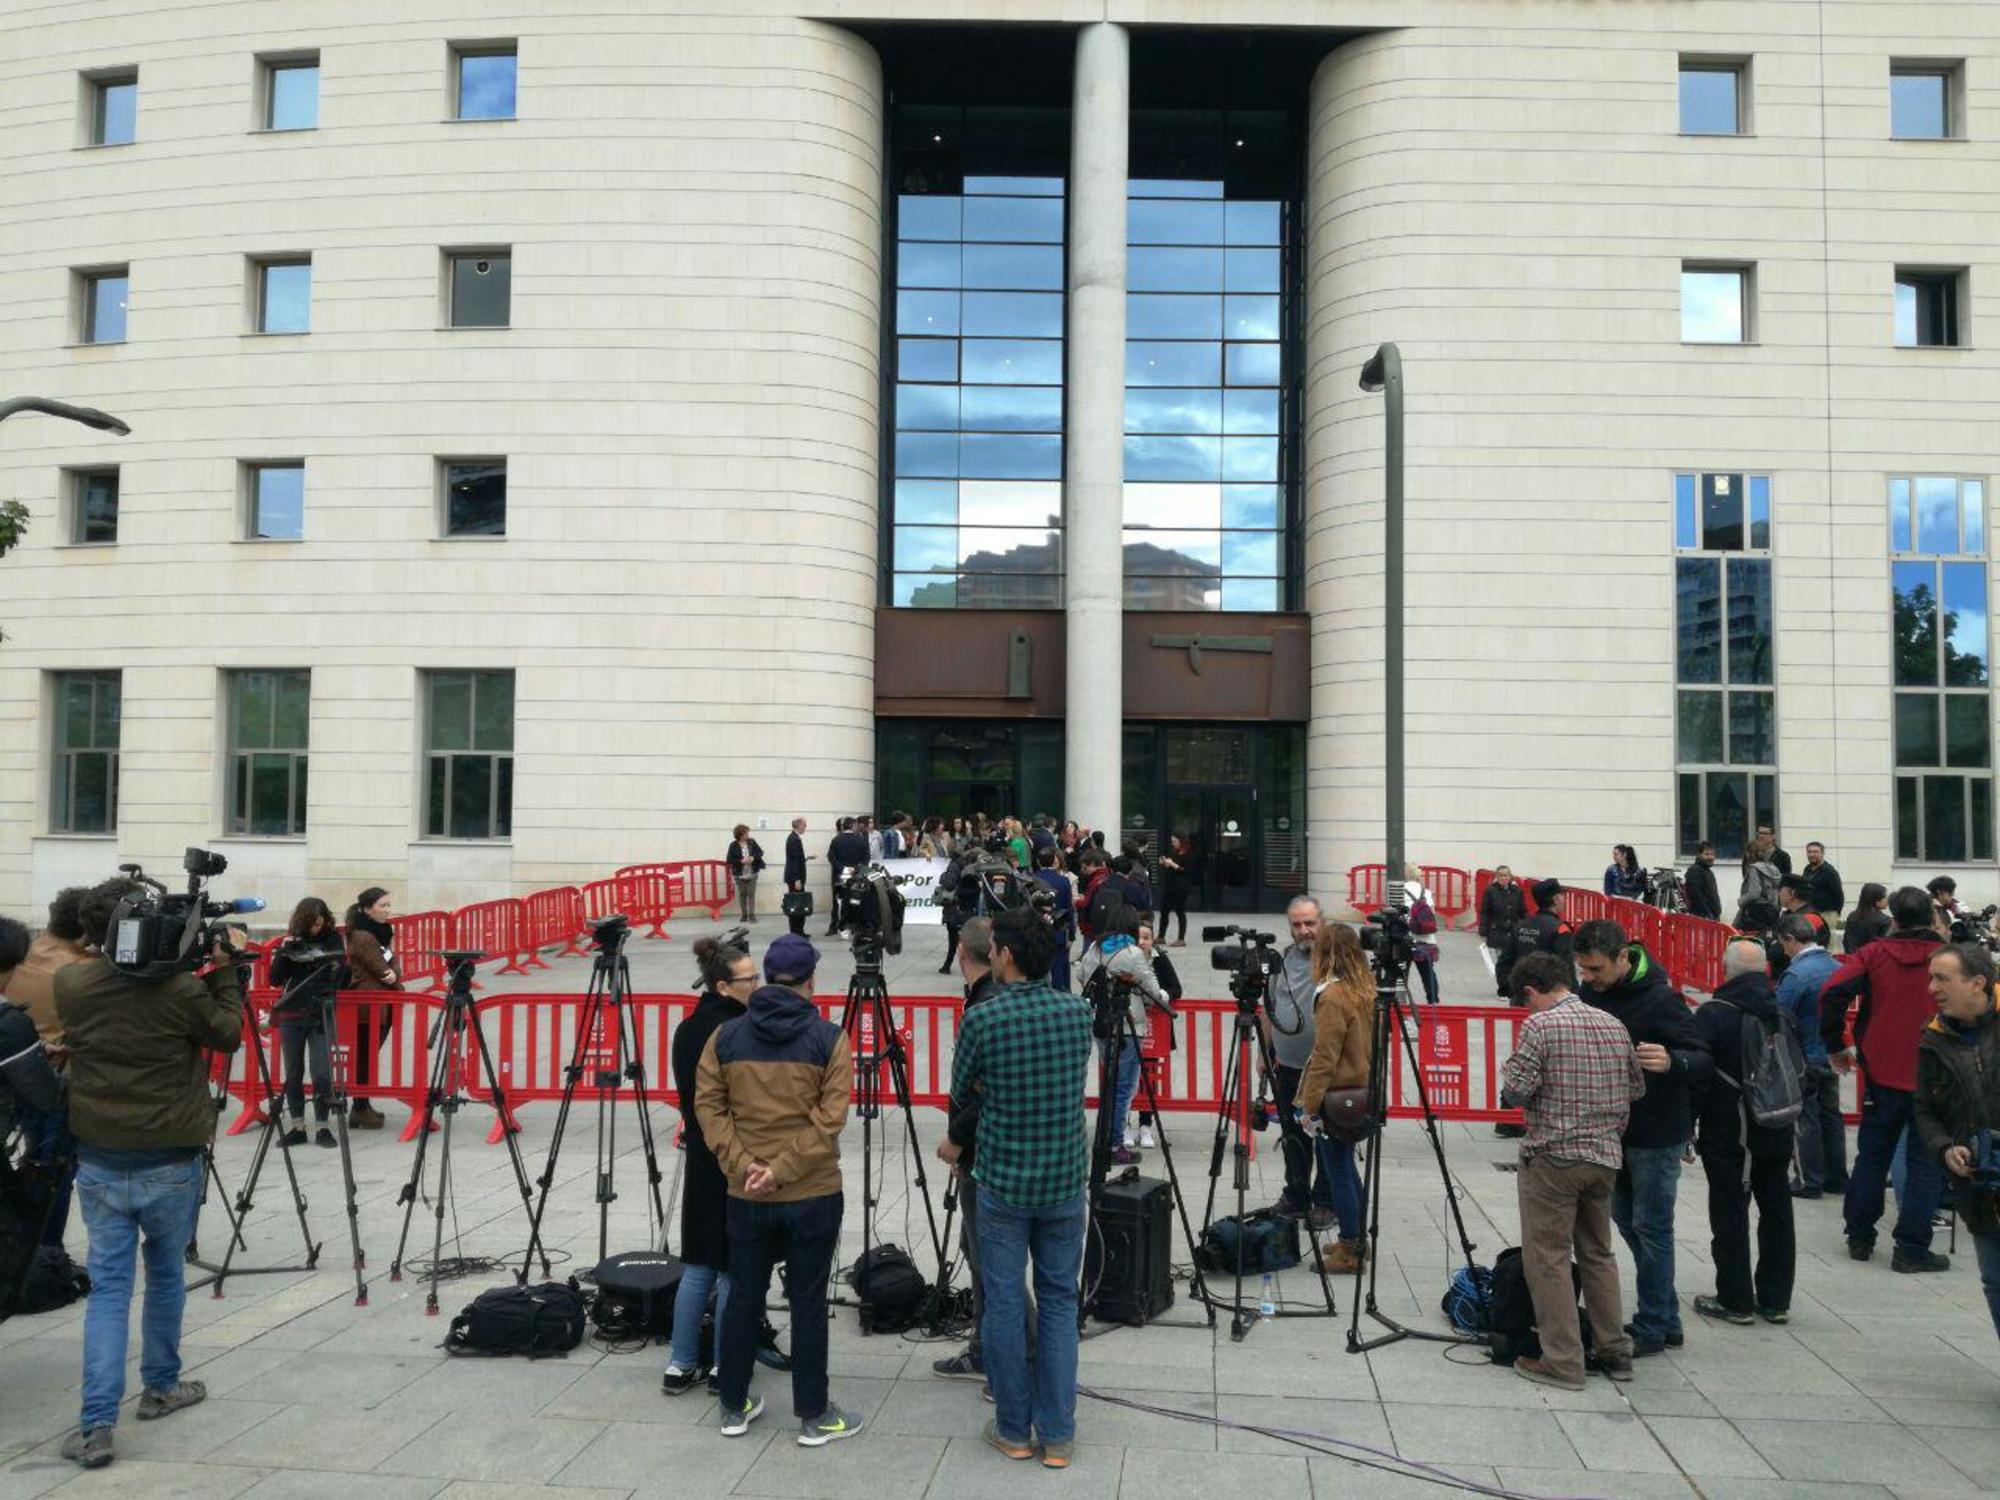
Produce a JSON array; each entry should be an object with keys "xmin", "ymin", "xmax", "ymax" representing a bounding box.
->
[{"xmin": 3, "ymin": 923, "xmax": 1997, "ymax": 1500}]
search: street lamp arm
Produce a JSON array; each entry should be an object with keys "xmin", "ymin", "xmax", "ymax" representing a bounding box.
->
[{"xmin": 0, "ymin": 397, "xmax": 132, "ymax": 435}]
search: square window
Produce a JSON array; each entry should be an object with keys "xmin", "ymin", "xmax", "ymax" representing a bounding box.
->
[
  {"xmin": 1681, "ymin": 264, "xmax": 1750, "ymax": 343},
  {"xmin": 255, "ymin": 258, "xmax": 312, "ymax": 333},
  {"xmin": 1891, "ymin": 64, "xmax": 1959, "ymax": 140},
  {"xmin": 246, "ymin": 461, "xmax": 305, "ymax": 540},
  {"xmin": 446, "ymin": 250, "xmax": 511, "ymax": 327},
  {"xmin": 262, "ymin": 57, "xmax": 319, "ymax": 130},
  {"xmin": 69, "ymin": 468, "xmax": 119, "ymax": 544},
  {"xmin": 1680, "ymin": 60, "xmax": 1747, "ymax": 135},
  {"xmin": 453, "ymin": 43, "xmax": 517, "ymax": 120},
  {"xmin": 1895, "ymin": 268, "xmax": 1965, "ymax": 347},
  {"xmin": 442, "ymin": 458, "xmax": 507, "ymax": 537},
  {"xmin": 79, "ymin": 269, "xmax": 129, "ymax": 344},
  {"xmin": 85, "ymin": 71, "xmax": 137, "ymax": 146}
]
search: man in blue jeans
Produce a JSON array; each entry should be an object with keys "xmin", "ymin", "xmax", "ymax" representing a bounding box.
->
[
  {"xmin": 946, "ymin": 907, "xmax": 1094, "ymax": 1469},
  {"xmin": 1572, "ymin": 920, "xmax": 1711, "ymax": 1356},
  {"xmin": 53, "ymin": 877, "xmax": 246, "ymax": 1469}
]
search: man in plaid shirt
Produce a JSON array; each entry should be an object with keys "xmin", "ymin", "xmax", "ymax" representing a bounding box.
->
[
  {"xmin": 1500, "ymin": 952, "xmax": 1646, "ymax": 1390},
  {"xmin": 946, "ymin": 908, "xmax": 1093, "ymax": 1469}
]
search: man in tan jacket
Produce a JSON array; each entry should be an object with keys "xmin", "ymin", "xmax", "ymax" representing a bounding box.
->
[{"xmin": 694, "ymin": 933, "xmax": 861, "ymax": 1447}]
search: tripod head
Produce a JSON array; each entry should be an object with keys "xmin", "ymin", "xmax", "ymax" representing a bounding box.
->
[
  {"xmin": 430, "ymin": 949, "xmax": 485, "ymax": 1001},
  {"xmin": 1203, "ymin": 925, "xmax": 1281, "ymax": 1016}
]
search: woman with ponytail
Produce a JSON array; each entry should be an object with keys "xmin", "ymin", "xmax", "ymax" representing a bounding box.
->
[{"xmin": 342, "ymin": 888, "xmax": 401, "ymax": 1129}]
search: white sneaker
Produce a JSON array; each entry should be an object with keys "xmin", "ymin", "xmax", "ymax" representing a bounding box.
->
[
  {"xmin": 1139, "ymin": 1126, "xmax": 1156, "ymax": 1149},
  {"xmin": 1122, "ymin": 1131, "xmax": 1137, "ymax": 1149}
]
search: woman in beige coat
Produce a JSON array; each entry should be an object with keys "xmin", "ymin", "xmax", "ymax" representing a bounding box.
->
[{"xmin": 1298, "ymin": 923, "xmax": 1374, "ymax": 1272}]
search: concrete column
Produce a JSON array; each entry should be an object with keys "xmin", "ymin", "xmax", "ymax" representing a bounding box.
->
[{"xmin": 1064, "ymin": 21, "xmax": 1129, "ymax": 835}]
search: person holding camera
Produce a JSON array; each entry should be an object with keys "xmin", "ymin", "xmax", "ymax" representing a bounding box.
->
[
  {"xmin": 1262, "ymin": 896, "xmax": 1339, "ymax": 1229},
  {"xmin": 1915, "ymin": 943, "xmax": 2000, "ymax": 1339},
  {"xmin": 267, "ymin": 898, "xmax": 345, "ymax": 1148},
  {"xmin": 342, "ymin": 887, "xmax": 401, "ymax": 1129},
  {"xmin": 54, "ymin": 876, "xmax": 246, "ymax": 1469}
]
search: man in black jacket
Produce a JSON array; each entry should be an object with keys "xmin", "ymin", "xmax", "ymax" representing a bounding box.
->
[
  {"xmin": 933, "ymin": 918, "xmax": 1030, "ymax": 1382},
  {"xmin": 1573, "ymin": 919, "xmax": 1713, "ymax": 1356},
  {"xmin": 1914, "ymin": 943, "xmax": 2000, "ymax": 1339},
  {"xmin": 1685, "ymin": 844, "xmax": 1723, "ymax": 922},
  {"xmin": 824, "ymin": 819, "xmax": 867, "ymax": 936},
  {"xmin": 1478, "ymin": 867, "xmax": 1528, "ymax": 999},
  {"xmin": 1799, "ymin": 843, "xmax": 1843, "ymax": 919},
  {"xmin": 783, "ymin": 819, "xmax": 809, "ymax": 936},
  {"xmin": 1690, "ymin": 941, "xmax": 1796, "ymax": 1326}
]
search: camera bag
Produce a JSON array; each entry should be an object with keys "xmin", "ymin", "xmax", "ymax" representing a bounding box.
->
[
  {"xmin": 588, "ymin": 1250, "xmax": 684, "ymax": 1341},
  {"xmin": 444, "ymin": 1279, "xmax": 588, "ymax": 1359},
  {"xmin": 1195, "ymin": 1208, "xmax": 1300, "ymax": 1274},
  {"xmin": 848, "ymin": 1243, "xmax": 928, "ymax": 1332}
]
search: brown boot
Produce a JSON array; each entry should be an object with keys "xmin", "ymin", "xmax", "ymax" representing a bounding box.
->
[
  {"xmin": 349, "ymin": 1103, "xmax": 386, "ymax": 1130},
  {"xmin": 1320, "ymin": 1239, "xmax": 1363, "ymax": 1274}
]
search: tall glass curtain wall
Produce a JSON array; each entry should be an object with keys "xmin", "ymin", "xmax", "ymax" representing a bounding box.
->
[
  {"xmin": 1891, "ymin": 476, "xmax": 1993, "ymax": 861},
  {"xmin": 891, "ymin": 106, "xmax": 1068, "ymax": 608},
  {"xmin": 1674, "ymin": 472, "xmax": 1776, "ymax": 858},
  {"xmin": 1123, "ymin": 111, "xmax": 1297, "ymax": 611}
]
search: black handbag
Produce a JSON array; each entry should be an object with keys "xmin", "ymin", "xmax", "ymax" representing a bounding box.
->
[
  {"xmin": 1318, "ymin": 1086, "xmax": 1378, "ymax": 1143},
  {"xmin": 781, "ymin": 891, "xmax": 814, "ymax": 918}
]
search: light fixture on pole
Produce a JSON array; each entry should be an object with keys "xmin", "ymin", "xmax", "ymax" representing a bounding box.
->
[{"xmin": 0, "ymin": 397, "xmax": 132, "ymax": 435}]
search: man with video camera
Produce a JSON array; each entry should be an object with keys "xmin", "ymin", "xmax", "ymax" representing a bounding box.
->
[
  {"xmin": 1915, "ymin": 943, "xmax": 2000, "ymax": 1339},
  {"xmin": 52, "ymin": 875, "xmax": 246, "ymax": 1469}
]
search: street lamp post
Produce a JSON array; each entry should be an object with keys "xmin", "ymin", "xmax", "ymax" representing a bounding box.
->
[
  {"xmin": 0, "ymin": 397, "xmax": 132, "ymax": 435},
  {"xmin": 1358, "ymin": 344, "xmax": 1403, "ymax": 889}
]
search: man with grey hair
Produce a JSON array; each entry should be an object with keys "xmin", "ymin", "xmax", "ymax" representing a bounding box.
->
[
  {"xmin": 1689, "ymin": 938, "xmax": 1796, "ymax": 1325},
  {"xmin": 1265, "ymin": 895, "xmax": 1335, "ymax": 1230}
]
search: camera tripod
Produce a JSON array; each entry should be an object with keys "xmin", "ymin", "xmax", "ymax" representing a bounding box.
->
[
  {"xmin": 1345, "ymin": 942, "xmax": 1483, "ymax": 1353},
  {"xmin": 188, "ymin": 965, "xmax": 320, "ymax": 1296},
  {"xmin": 390, "ymin": 952, "xmax": 543, "ymax": 1314},
  {"xmin": 1193, "ymin": 993, "xmax": 1341, "ymax": 1341},
  {"xmin": 837, "ymin": 932, "xmax": 946, "ymax": 1331},
  {"xmin": 519, "ymin": 920, "xmax": 667, "ymax": 1278},
  {"xmin": 1083, "ymin": 979, "xmax": 1213, "ymax": 1331}
]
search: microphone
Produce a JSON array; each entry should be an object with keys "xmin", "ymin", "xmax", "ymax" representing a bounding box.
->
[{"xmin": 221, "ymin": 897, "xmax": 266, "ymax": 915}]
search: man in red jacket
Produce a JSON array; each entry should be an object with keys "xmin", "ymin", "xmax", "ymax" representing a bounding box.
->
[{"xmin": 1819, "ymin": 886, "xmax": 1949, "ymax": 1272}]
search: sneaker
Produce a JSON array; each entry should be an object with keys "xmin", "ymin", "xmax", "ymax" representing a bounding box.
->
[
  {"xmin": 983, "ymin": 1420, "xmax": 1035, "ymax": 1461},
  {"xmin": 136, "ymin": 1381, "xmax": 207, "ymax": 1421},
  {"xmin": 280, "ymin": 1126, "xmax": 307, "ymax": 1147},
  {"xmin": 798, "ymin": 1402, "xmax": 863, "ymax": 1447},
  {"xmin": 1848, "ymin": 1238, "xmax": 1873, "ymax": 1261},
  {"xmin": 1514, "ymin": 1356, "xmax": 1585, "ymax": 1392},
  {"xmin": 1041, "ymin": 1440, "xmax": 1074, "ymax": 1470},
  {"xmin": 1122, "ymin": 1130, "xmax": 1138, "ymax": 1149},
  {"xmin": 60, "ymin": 1427, "xmax": 113, "ymax": 1468},
  {"xmin": 932, "ymin": 1350, "xmax": 984, "ymax": 1381},
  {"xmin": 719, "ymin": 1395, "xmax": 765, "ymax": 1436},
  {"xmin": 1694, "ymin": 1296, "xmax": 1753, "ymax": 1326},
  {"xmin": 981, "ymin": 1384, "xmax": 994, "ymax": 1404},
  {"xmin": 1138, "ymin": 1125, "xmax": 1156, "ymax": 1148},
  {"xmin": 315, "ymin": 1128, "xmax": 336, "ymax": 1148},
  {"xmin": 1112, "ymin": 1146, "xmax": 1139, "ymax": 1166},
  {"xmin": 1756, "ymin": 1306, "xmax": 1790, "ymax": 1325},
  {"xmin": 1892, "ymin": 1248, "xmax": 1950, "ymax": 1274},
  {"xmin": 662, "ymin": 1364, "xmax": 707, "ymax": 1395}
]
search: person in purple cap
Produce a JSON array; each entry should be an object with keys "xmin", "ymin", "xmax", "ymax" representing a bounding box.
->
[{"xmin": 695, "ymin": 932, "xmax": 862, "ymax": 1447}]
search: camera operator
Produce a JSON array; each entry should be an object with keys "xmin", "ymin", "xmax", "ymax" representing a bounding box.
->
[
  {"xmin": 268, "ymin": 898, "xmax": 345, "ymax": 1148},
  {"xmin": 342, "ymin": 888, "xmax": 401, "ymax": 1130},
  {"xmin": 1915, "ymin": 944, "xmax": 2000, "ymax": 1339},
  {"xmin": 1078, "ymin": 900, "xmax": 1167, "ymax": 1165},
  {"xmin": 54, "ymin": 875, "xmax": 245, "ymax": 1469},
  {"xmin": 1263, "ymin": 896, "xmax": 1337, "ymax": 1231},
  {"xmin": 826, "ymin": 818, "xmax": 867, "ymax": 939},
  {"xmin": 1773, "ymin": 916, "xmax": 1845, "ymax": 1200},
  {"xmin": 2, "ymin": 887, "xmax": 90, "ymax": 1247},
  {"xmin": 1131, "ymin": 922, "xmax": 1181, "ymax": 1149}
]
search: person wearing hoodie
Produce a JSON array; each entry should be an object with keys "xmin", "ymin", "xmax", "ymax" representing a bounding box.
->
[
  {"xmin": 694, "ymin": 933, "xmax": 862, "ymax": 1448},
  {"xmin": 1076, "ymin": 904, "xmax": 1168, "ymax": 1166},
  {"xmin": 1690, "ymin": 941, "xmax": 1797, "ymax": 1326},
  {"xmin": 1773, "ymin": 916, "xmax": 1845, "ymax": 1200},
  {"xmin": 342, "ymin": 888, "xmax": 401, "ymax": 1130},
  {"xmin": 1914, "ymin": 943, "xmax": 2000, "ymax": 1338},
  {"xmin": 1820, "ymin": 885, "xmax": 1950, "ymax": 1272},
  {"xmin": 1572, "ymin": 919, "xmax": 1712, "ymax": 1356}
]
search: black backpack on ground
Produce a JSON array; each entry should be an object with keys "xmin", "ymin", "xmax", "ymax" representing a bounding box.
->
[
  {"xmin": 444, "ymin": 1279, "xmax": 588, "ymax": 1359},
  {"xmin": 849, "ymin": 1243, "xmax": 928, "ymax": 1333},
  {"xmin": 1194, "ymin": 1209, "xmax": 1301, "ymax": 1275},
  {"xmin": 1484, "ymin": 1246, "xmax": 1593, "ymax": 1366}
]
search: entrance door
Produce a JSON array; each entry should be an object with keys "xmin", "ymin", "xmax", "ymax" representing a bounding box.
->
[{"xmin": 1164, "ymin": 784, "xmax": 1260, "ymax": 913}]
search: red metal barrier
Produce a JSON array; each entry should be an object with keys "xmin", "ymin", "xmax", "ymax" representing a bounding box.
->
[
  {"xmin": 1423, "ymin": 866, "xmax": 1473, "ymax": 922},
  {"xmin": 614, "ymin": 864, "xmax": 678, "ymax": 939},
  {"xmin": 522, "ymin": 886, "xmax": 585, "ymax": 963},
  {"xmin": 580, "ymin": 879, "xmax": 627, "ymax": 926},
  {"xmin": 219, "ymin": 990, "xmax": 440, "ymax": 1137},
  {"xmin": 1347, "ymin": 864, "xmax": 1386, "ymax": 915},
  {"xmin": 392, "ymin": 911, "xmax": 452, "ymax": 992},
  {"xmin": 451, "ymin": 898, "xmax": 533, "ymax": 976},
  {"xmin": 671, "ymin": 860, "xmax": 737, "ymax": 922}
]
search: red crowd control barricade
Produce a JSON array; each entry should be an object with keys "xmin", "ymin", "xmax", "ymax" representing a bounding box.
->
[
  {"xmin": 522, "ymin": 886, "xmax": 585, "ymax": 964},
  {"xmin": 221, "ymin": 991, "xmax": 438, "ymax": 1137},
  {"xmin": 580, "ymin": 878, "xmax": 628, "ymax": 925},
  {"xmin": 671, "ymin": 860, "xmax": 736, "ymax": 922},
  {"xmin": 392, "ymin": 911, "xmax": 452, "ymax": 992},
  {"xmin": 1348, "ymin": 864, "xmax": 1387, "ymax": 915},
  {"xmin": 1422, "ymin": 866, "xmax": 1473, "ymax": 922},
  {"xmin": 614, "ymin": 864, "xmax": 678, "ymax": 939},
  {"xmin": 451, "ymin": 898, "xmax": 533, "ymax": 976}
]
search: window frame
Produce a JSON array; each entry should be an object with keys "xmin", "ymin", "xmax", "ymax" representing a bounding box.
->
[
  {"xmin": 257, "ymin": 52, "xmax": 320, "ymax": 132},
  {"xmin": 76, "ymin": 266, "xmax": 130, "ymax": 345},
  {"xmin": 1680, "ymin": 261, "xmax": 1755, "ymax": 345},
  {"xmin": 1890, "ymin": 473, "xmax": 1994, "ymax": 863},
  {"xmin": 438, "ymin": 456, "xmax": 508, "ymax": 539},
  {"xmin": 1893, "ymin": 265, "xmax": 1968, "ymax": 349},
  {"xmin": 1674, "ymin": 471, "xmax": 1779, "ymax": 857},
  {"xmin": 65, "ymin": 466, "xmax": 120, "ymax": 546},
  {"xmin": 49, "ymin": 670, "xmax": 121, "ymax": 836},
  {"xmin": 224, "ymin": 668, "xmax": 311, "ymax": 837},
  {"xmin": 81, "ymin": 68, "xmax": 138, "ymax": 147},
  {"xmin": 443, "ymin": 247, "xmax": 512, "ymax": 329},
  {"xmin": 421, "ymin": 669, "xmax": 516, "ymax": 841},
  {"xmin": 1677, "ymin": 55, "xmax": 1751, "ymax": 136},
  {"xmin": 1890, "ymin": 59, "xmax": 1965, "ymax": 141},
  {"xmin": 449, "ymin": 41, "xmax": 518, "ymax": 122},
  {"xmin": 251, "ymin": 255, "xmax": 313, "ymax": 335},
  {"xmin": 243, "ymin": 460, "xmax": 306, "ymax": 541}
]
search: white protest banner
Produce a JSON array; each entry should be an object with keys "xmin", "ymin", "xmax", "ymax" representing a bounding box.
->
[{"xmin": 880, "ymin": 858, "xmax": 951, "ymax": 925}]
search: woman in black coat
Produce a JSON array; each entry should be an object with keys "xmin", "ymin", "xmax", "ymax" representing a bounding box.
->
[
  {"xmin": 1844, "ymin": 883, "xmax": 1891, "ymax": 953},
  {"xmin": 663, "ymin": 937, "xmax": 756, "ymax": 1390},
  {"xmin": 725, "ymin": 824, "xmax": 765, "ymax": 923},
  {"xmin": 1156, "ymin": 833, "xmax": 1197, "ymax": 946}
]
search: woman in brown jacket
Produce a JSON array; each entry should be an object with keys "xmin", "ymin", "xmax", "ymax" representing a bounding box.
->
[
  {"xmin": 1297, "ymin": 923, "xmax": 1374, "ymax": 1273},
  {"xmin": 343, "ymin": 887, "xmax": 402, "ymax": 1129}
]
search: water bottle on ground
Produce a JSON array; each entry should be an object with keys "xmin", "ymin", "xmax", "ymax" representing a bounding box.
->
[{"xmin": 1259, "ymin": 1272, "xmax": 1277, "ymax": 1320}]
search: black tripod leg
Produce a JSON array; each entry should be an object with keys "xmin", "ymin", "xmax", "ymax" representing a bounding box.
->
[
  {"xmin": 1115, "ymin": 1011, "xmax": 1220, "ymax": 1328},
  {"xmin": 520, "ymin": 979, "xmax": 604, "ymax": 1282},
  {"xmin": 257, "ymin": 1028, "xmax": 321, "ymax": 1273},
  {"xmin": 424, "ymin": 1005, "xmax": 462, "ymax": 1314},
  {"xmin": 465, "ymin": 998, "xmax": 543, "ymax": 1276},
  {"xmin": 878, "ymin": 1011, "xmax": 945, "ymax": 1267},
  {"xmin": 615, "ymin": 955, "xmax": 670, "ymax": 1245},
  {"xmin": 389, "ymin": 1011, "xmax": 455, "ymax": 1283}
]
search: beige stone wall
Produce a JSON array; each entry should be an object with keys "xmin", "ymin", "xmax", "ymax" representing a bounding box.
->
[
  {"xmin": 0, "ymin": 2, "xmax": 884, "ymax": 913},
  {"xmin": 1306, "ymin": 2, "xmax": 2000, "ymax": 896}
]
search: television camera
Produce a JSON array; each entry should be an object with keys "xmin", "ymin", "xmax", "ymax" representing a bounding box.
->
[
  {"xmin": 951, "ymin": 849, "xmax": 1056, "ymax": 924},
  {"xmin": 1204, "ymin": 924, "xmax": 1281, "ymax": 1015},
  {"xmin": 106, "ymin": 848, "xmax": 264, "ymax": 980},
  {"xmin": 836, "ymin": 864, "xmax": 907, "ymax": 962}
]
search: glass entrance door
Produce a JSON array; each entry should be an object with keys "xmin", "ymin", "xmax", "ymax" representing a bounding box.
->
[{"xmin": 1164, "ymin": 783, "xmax": 1260, "ymax": 912}]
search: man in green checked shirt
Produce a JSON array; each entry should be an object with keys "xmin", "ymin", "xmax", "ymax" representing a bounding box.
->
[{"xmin": 943, "ymin": 907, "xmax": 1094, "ymax": 1469}]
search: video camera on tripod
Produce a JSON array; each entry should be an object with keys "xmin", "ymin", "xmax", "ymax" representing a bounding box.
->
[
  {"xmin": 1204, "ymin": 924, "xmax": 1282, "ymax": 1013},
  {"xmin": 1951, "ymin": 905, "xmax": 2000, "ymax": 952},
  {"xmin": 951, "ymin": 849, "xmax": 1056, "ymax": 924},
  {"xmin": 835, "ymin": 865, "xmax": 906, "ymax": 960},
  {"xmin": 107, "ymin": 848, "xmax": 264, "ymax": 979},
  {"xmin": 1358, "ymin": 904, "xmax": 1415, "ymax": 974}
]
